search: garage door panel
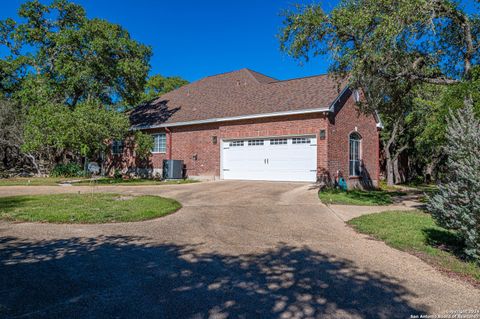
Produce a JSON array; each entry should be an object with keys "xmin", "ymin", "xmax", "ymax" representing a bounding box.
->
[{"xmin": 222, "ymin": 136, "xmax": 317, "ymax": 182}]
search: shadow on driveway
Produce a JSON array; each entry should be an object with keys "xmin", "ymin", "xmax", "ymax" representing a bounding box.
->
[{"xmin": 0, "ymin": 235, "xmax": 427, "ymax": 318}]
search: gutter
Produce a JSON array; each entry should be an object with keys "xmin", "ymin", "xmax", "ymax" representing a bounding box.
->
[
  {"xmin": 130, "ymin": 106, "xmax": 331, "ymax": 130},
  {"xmin": 165, "ymin": 127, "xmax": 173, "ymax": 159},
  {"xmin": 129, "ymin": 84, "xmax": 383, "ymax": 130}
]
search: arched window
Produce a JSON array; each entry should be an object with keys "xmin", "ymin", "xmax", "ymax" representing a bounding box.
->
[{"xmin": 349, "ymin": 132, "xmax": 362, "ymax": 176}]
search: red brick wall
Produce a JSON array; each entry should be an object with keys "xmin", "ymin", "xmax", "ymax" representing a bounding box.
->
[
  {"xmin": 112, "ymin": 100, "xmax": 379, "ymax": 186},
  {"xmin": 327, "ymin": 92, "xmax": 380, "ymax": 187},
  {"xmin": 219, "ymin": 113, "xmax": 329, "ymax": 174},
  {"xmin": 145, "ymin": 114, "xmax": 328, "ymax": 178}
]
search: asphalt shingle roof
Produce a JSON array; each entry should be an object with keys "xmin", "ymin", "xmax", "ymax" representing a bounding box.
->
[{"xmin": 130, "ymin": 68, "xmax": 346, "ymax": 128}]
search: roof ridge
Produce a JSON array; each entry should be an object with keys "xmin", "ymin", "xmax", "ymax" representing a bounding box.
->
[
  {"xmin": 272, "ymin": 73, "xmax": 337, "ymax": 83},
  {"xmin": 202, "ymin": 68, "xmax": 249, "ymax": 80},
  {"xmin": 243, "ymin": 68, "xmax": 278, "ymax": 83}
]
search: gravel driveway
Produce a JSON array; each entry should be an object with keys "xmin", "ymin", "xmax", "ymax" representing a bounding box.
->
[{"xmin": 0, "ymin": 181, "xmax": 478, "ymax": 318}]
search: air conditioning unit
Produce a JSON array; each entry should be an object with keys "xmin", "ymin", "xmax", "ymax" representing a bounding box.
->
[{"xmin": 163, "ymin": 160, "xmax": 184, "ymax": 179}]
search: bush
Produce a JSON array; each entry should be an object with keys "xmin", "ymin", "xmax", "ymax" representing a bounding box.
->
[
  {"xmin": 50, "ymin": 163, "xmax": 83, "ymax": 177},
  {"xmin": 428, "ymin": 106, "xmax": 480, "ymax": 262},
  {"xmin": 113, "ymin": 168, "xmax": 122, "ymax": 179}
]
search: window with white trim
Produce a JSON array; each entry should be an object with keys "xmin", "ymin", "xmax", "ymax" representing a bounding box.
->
[
  {"xmin": 349, "ymin": 132, "xmax": 362, "ymax": 176},
  {"xmin": 229, "ymin": 140, "xmax": 244, "ymax": 147},
  {"xmin": 248, "ymin": 139, "xmax": 264, "ymax": 146},
  {"xmin": 112, "ymin": 140, "xmax": 124, "ymax": 155},
  {"xmin": 292, "ymin": 137, "xmax": 311, "ymax": 144},
  {"xmin": 270, "ymin": 138, "xmax": 287, "ymax": 145},
  {"xmin": 152, "ymin": 133, "xmax": 166, "ymax": 153}
]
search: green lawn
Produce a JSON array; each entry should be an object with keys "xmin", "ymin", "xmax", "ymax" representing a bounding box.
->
[
  {"xmin": 74, "ymin": 177, "xmax": 198, "ymax": 186},
  {"xmin": 318, "ymin": 188, "xmax": 405, "ymax": 206},
  {"xmin": 75, "ymin": 177, "xmax": 198, "ymax": 186},
  {"xmin": 349, "ymin": 210, "xmax": 480, "ymax": 284},
  {"xmin": 0, "ymin": 177, "xmax": 198, "ymax": 186},
  {"xmin": 0, "ymin": 177, "xmax": 91, "ymax": 186},
  {"xmin": 0, "ymin": 193, "xmax": 181, "ymax": 223}
]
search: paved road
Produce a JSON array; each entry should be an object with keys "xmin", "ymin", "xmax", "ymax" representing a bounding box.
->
[{"xmin": 0, "ymin": 181, "xmax": 478, "ymax": 318}]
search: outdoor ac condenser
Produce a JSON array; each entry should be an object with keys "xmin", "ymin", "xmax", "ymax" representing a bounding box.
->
[{"xmin": 162, "ymin": 160, "xmax": 184, "ymax": 179}]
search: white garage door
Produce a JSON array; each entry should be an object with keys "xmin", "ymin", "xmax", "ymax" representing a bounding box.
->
[{"xmin": 221, "ymin": 136, "xmax": 317, "ymax": 182}]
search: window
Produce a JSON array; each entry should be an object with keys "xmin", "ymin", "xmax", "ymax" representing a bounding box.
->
[
  {"xmin": 248, "ymin": 139, "xmax": 264, "ymax": 146},
  {"xmin": 349, "ymin": 132, "xmax": 362, "ymax": 176},
  {"xmin": 270, "ymin": 138, "xmax": 287, "ymax": 145},
  {"xmin": 229, "ymin": 140, "xmax": 244, "ymax": 147},
  {"xmin": 112, "ymin": 140, "xmax": 124, "ymax": 155},
  {"xmin": 292, "ymin": 137, "xmax": 311, "ymax": 144},
  {"xmin": 152, "ymin": 133, "xmax": 167, "ymax": 153}
]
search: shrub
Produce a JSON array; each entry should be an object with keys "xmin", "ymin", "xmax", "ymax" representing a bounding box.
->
[
  {"xmin": 113, "ymin": 168, "xmax": 122, "ymax": 179},
  {"xmin": 50, "ymin": 163, "xmax": 83, "ymax": 177},
  {"xmin": 428, "ymin": 106, "xmax": 480, "ymax": 262}
]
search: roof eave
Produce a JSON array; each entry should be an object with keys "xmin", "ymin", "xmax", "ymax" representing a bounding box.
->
[{"xmin": 130, "ymin": 107, "xmax": 331, "ymax": 131}]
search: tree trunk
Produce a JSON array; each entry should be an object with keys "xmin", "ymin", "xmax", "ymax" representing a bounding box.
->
[
  {"xmin": 26, "ymin": 153, "xmax": 41, "ymax": 176},
  {"xmin": 393, "ymin": 157, "xmax": 404, "ymax": 184},
  {"xmin": 386, "ymin": 151, "xmax": 395, "ymax": 186}
]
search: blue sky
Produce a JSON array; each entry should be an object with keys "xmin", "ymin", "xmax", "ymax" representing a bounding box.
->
[
  {"xmin": 1, "ymin": 0, "xmax": 339, "ymax": 82},
  {"xmin": 1, "ymin": 1, "xmax": 477, "ymax": 82}
]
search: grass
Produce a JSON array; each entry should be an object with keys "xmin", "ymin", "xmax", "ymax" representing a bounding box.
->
[
  {"xmin": 379, "ymin": 180, "xmax": 438, "ymax": 193},
  {"xmin": 0, "ymin": 193, "xmax": 182, "ymax": 223},
  {"xmin": 0, "ymin": 177, "xmax": 91, "ymax": 186},
  {"xmin": 318, "ymin": 188, "xmax": 405, "ymax": 206},
  {"xmin": 349, "ymin": 210, "xmax": 480, "ymax": 284},
  {"xmin": 0, "ymin": 177, "xmax": 198, "ymax": 186},
  {"xmin": 75, "ymin": 177, "xmax": 198, "ymax": 186}
]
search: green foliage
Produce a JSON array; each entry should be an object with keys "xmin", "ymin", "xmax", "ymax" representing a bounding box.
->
[
  {"xmin": 22, "ymin": 100, "xmax": 129, "ymax": 157},
  {"xmin": 50, "ymin": 163, "xmax": 83, "ymax": 177},
  {"xmin": 409, "ymin": 68, "xmax": 480, "ymax": 170},
  {"xmin": 428, "ymin": 106, "xmax": 480, "ymax": 262},
  {"xmin": 279, "ymin": 0, "xmax": 479, "ymax": 91},
  {"xmin": 1, "ymin": 0, "xmax": 152, "ymax": 107},
  {"xmin": 133, "ymin": 131, "xmax": 154, "ymax": 160},
  {"xmin": 279, "ymin": 0, "xmax": 479, "ymax": 184},
  {"xmin": 141, "ymin": 74, "xmax": 188, "ymax": 102},
  {"xmin": 112, "ymin": 169, "xmax": 122, "ymax": 179},
  {"xmin": 0, "ymin": 0, "xmax": 152, "ymax": 169}
]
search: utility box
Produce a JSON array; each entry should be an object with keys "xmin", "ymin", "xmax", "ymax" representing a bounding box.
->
[{"xmin": 163, "ymin": 160, "xmax": 184, "ymax": 179}]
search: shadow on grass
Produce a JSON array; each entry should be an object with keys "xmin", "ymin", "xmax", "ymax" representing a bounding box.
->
[
  {"xmin": 346, "ymin": 190, "xmax": 396, "ymax": 204},
  {"xmin": 319, "ymin": 188, "xmax": 406, "ymax": 205},
  {"xmin": 0, "ymin": 196, "xmax": 31, "ymax": 211},
  {"xmin": 422, "ymin": 228, "xmax": 466, "ymax": 260},
  {"xmin": 0, "ymin": 235, "xmax": 428, "ymax": 318}
]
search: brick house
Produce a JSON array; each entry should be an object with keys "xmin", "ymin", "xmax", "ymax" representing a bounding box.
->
[{"xmin": 110, "ymin": 68, "xmax": 381, "ymax": 187}]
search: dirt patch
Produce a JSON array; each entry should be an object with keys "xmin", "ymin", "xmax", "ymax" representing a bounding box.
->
[{"xmin": 114, "ymin": 196, "xmax": 135, "ymax": 201}]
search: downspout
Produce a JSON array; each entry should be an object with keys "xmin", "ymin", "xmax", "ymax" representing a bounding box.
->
[
  {"xmin": 165, "ymin": 127, "xmax": 172, "ymax": 160},
  {"xmin": 377, "ymin": 130, "xmax": 381, "ymax": 186}
]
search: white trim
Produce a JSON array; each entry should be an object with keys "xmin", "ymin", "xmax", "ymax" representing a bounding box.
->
[
  {"xmin": 219, "ymin": 138, "xmax": 224, "ymax": 180},
  {"xmin": 130, "ymin": 84, "xmax": 384, "ymax": 130},
  {"xmin": 222, "ymin": 133, "xmax": 316, "ymax": 142},
  {"xmin": 328, "ymin": 86, "xmax": 351, "ymax": 112},
  {"xmin": 151, "ymin": 133, "xmax": 167, "ymax": 153},
  {"xmin": 131, "ymin": 107, "xmax": 330, "ymax": 130}
]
